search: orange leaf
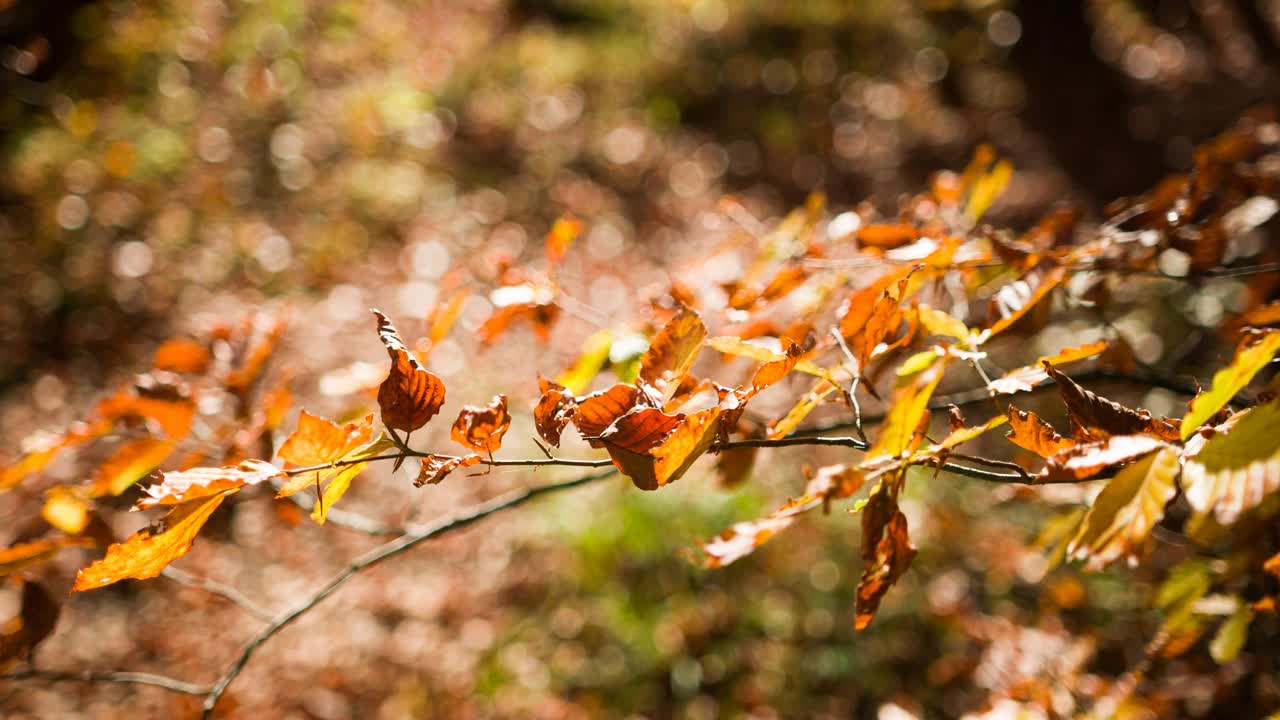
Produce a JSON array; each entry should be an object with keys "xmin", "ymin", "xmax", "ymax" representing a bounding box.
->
[
  {"xmin": 983, "ymin": 264, "xmax": 1065, "ymax": 339},
  {"xmin": 545, "ymin": 214, "xmax": 583, "ymax": 264},
  {"xmin": 987, "ymin": 341, "xmax": 1108, "ymax": 395},
  {"xmin": 0, "ymin": 537, "xmax": 96, "ymax": 577},
  {"xmin": 1038, "ymin": 435, "xmax": 1168, "ymax": 483},
  {"xmin": 638, "ymin": 307, "xmax": 707, "ymax": 401},
  {"xmin": 425, "ymin": 288, "xmax": 472, "ymax": 350},
  {"xmin": 572, "ymin": 384, "xmax": 642, "ymax": 439},
  {"xmin": 477, "ymin": 284, "xmax": 561, "ymax": 345},
  {"xmin": 73, "ymin": 490, "xmax": 232, "ymax": 591},
  {"xmin": 278, "ymin": 411, "xmax": 374, "ymax": 468},
  {"xmin": 856, "ymin": 223, "xmax": 918, "ymax": 250},
  {"xmin": 91, "ymin": 438, "xmax": 174, "ymax": 496},
  {"xmin": 451, "ymin": 394, "xmax": 512, "ymax": 453},
  {"xmin": 533, "ymin": 377, "xmax": 577, "ymax": 448},
  {"xmin": 837, "ymin": 266, "xmax": 916, "ymax": 344},
  {"xmin": 373, "ymin": 309, "xmax": 447, "ymax": 432},
  {"xmin": 135, "ymin": 459, "xmax": 281, "ymax": 509},
  {"xmin": 856, "ymin": 483, "xmax": 917, "ymax": 630},
  {"xmin": 152, "ymin": 338, "xmax": 211, "ymax": 374},
  {"xmin": 225, "ymin": 313, "xmax": 287, "ymax": 394},
  {"xmin": 414, "ymin": 454, "xmax": 483, "ymax": 487},
  {"xmin": 767, "ymin": 379, "xmax": 838, "ymax": 440},
  {"xmin": 1007, "ymin": 406, "xmax": 1076, "ymax": 458}
]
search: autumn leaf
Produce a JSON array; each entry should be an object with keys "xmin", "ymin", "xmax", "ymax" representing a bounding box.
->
[
  {"xmin": 0, "ymin": 581, "xmax": 60, "ymax": 669},
  {"xmin": 1210, "ymin": 601, "xmax": 1254, "ymax": 664},
  {"xmin": 1046, "ymin": 364, "xmax": 1179, "ymax": 441},
  {"xmin": 1067, "ymin": 446, "xmax": 1180, "ymax": 570},
  {"xmin": 0, "ymin": 537, "xmax": 96, "ymax": 577},
  {"xmin": 572, "ymin": 383, "xmax": 642, "ymax": 439},
  {"xmin": 277, "ymin": 411, "xmax": 373, "ymax": 475},
  {"xmin": 41, "ymin": 487, "xmax": 92, "ymax": 535},
  {"xmin": 424, "ymin": 287, "xmax": 472, "ymax": 351},
  {"xmin": 837, "ymin": 265, "xmax": 917, "ymax": 344},
  {"xmin": 545, "ymin": 214, "xmax": 583, "ymax": 264},
  {"xmin": 91, "ymin": 438, "xmax": 174, "ymax": 496},
  {"xmin": 1038, "ymin": 435, "xmax": 1168, "ymax": 483},
  {"xmin": 767, "ymin": 379, "xmax": 838, "ymax": 439},
  {"xmin": 225, "ymin": 312, "xmax": 287, "ymax": 394},
  {"xmin": 477, "ymin": 283, "xmax": 560, "ymax": 344},
  {"xmin": 987, "ymin": 341, "xmax": 1108, "ymax": 395},
  {"xmin": 414, "ymin": 454, "xmax": 483, "ymax": 487},
  {"xmin": 867, "ymin": 353, "xmax": 946, "ymax": 460},
  {"xmin": 1006, "ymin": 406, "xmax": 1076, "ymax": 458},
  {"xmin": 73, "ymin": 490, "xmax": 233, "ymax": 591},
  {"xmin": 1181, "ymin": 331, "xmax": 1280, "ymax": 440},
  {"xmin": 372, "ymin": 309, "xmax": 447, "ymax": 432},
  {"xmin": 310, "ymin": 437, "xmax": 396, "ymax": 524},
  {"xmin": 701, "ymin": 514, "xmax": 801, "ymax": 569},
  {"xmin": 1181, "ymin": 398, "xmax": 1280, "ymax": 525},
  {"xmin": 152, "ymin": 338, "xmax": 211, "ymax": 374},
  {"xmin": 136, "ymin": 459, "xmax": 282, "ymax": 509},
  {"xmin": 707, "ymin": 336, "xmax": 834, "ymax": 383},
  {"xmin": 920, "ymin": 415, "xmax": 1009, "ymax": 456},
  {"xmin": 855, "ymin": 223, "xmax": 918, "ymax": 250},
  {"xmin": 638, "ymin": 307, "xmax": 707, "ymax": 401},
  {"xmin": 451, "ymin": 394, "xmax": 512, "ymax": 453},
  {"xmin": 556, "ymin": 330, "xmax": 614, "ymax": 395},
  {"xmin": 534, "ymin": 377, "xmax": 577, "ymax": 447},
  {"xmin": 965, "ymin": 158, "xmax": 1013, "ymax": 222},
  {"xmin": 856, "ymin": 482, "xmax": 917, "ymax": 630},
  {"xmin": 917, "ymin": 304, "xmax": 971, "ymax": 342},
  {"xmin": 982, "ymin": 264, "xmax": 1065, "ymax": 340}
]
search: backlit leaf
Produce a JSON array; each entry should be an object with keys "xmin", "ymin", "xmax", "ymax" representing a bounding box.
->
[
  {"xmin": 868, "ymin": 354, "xmax": 946, "ymax": 460},
  {"xmin": 917, "ymin": 304, "xmax": 971, "ymax": 342},
  {"xmin": 638, "ymin": 308, "xmax": 706, "ymax": 401},
  {"xmin": 1068, "ymin": 447, "xmax": 1179, "ymax": 570},
  {"xmin": 152, "ymin": 338, "xmax": 211, "ymax": 374},
  {"xmin": 136, "ymin": 459, "xmax": 282, "ymax": 509},
  {"xmin": 1181, "ymin": 332, "xmax": 1280, "ymax": 440},
  {"xmin": 767, "ymin": 379, "xmax": 838, "ymax": 439},
  {"xmin": 373, "ymin": 309, "xmax": 447, "ymax": 432},
  {"xmin": 1210, "ymin": 601, "xmax": 1254, "ymax": 664},
  {"xmin": 1181, "ymin": 399, "xmax": 1280, "ymax": 525},
  {"xmin": 983, "ymin": 265, "xmax": 1065, "ymax": 340},
  {"xmin": 0, "ymin": 537, "xmax": 96, "ymax": 577},
  {"xmin": 707, "ymin": 336, "xmax": 834, "ymax": 383},
  {"xmin": 73, "ymin": 490, "xmax": 233, "ymax": 591},
  {"xmin": 702, "ymin": 494, "xmax": 818, "ymax": 569},
  {"xmin": 278, "ymin": 411, "xmax": 374, "ymax": 469},
  {"xmin": 1039, "ymin": 435, "xmax": 1168, "ymax": 483},
  {"xmin": 451, "ymin": 394, "xmax": 512, "ymax": 453},
  {"xmin": 545, "ymin": 214, "xmax": 583, "ymax": 264},
  {"xmin": 556, "ymin": 330, "xmax": 613, "ymax": 395},
  {"xmin": 987, "ymin": 342, "xmax": 1108, "ymax": 395},
  {"xmin": 572, "ymin": 383, "xmax": 642, "ymax": 439},
  {"xmin": 1007, "ymin": 406, "xmax": 1076, "ymax": 458},
  {"xmin": 91, "ymin": 438, "xmax": 174, "ymax": 496}
]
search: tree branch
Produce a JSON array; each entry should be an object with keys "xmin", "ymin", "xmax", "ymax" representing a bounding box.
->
[
  {"xmin": 199, "ymin": 468, "xmax": 619, "ymax": 718},
  {"xmin": 161, "ymin": 567, "xmax": 277, "ymax": 623},
  {"xmin": 0, "ymin": 668, "xmax": 211, "ymax": 696}
]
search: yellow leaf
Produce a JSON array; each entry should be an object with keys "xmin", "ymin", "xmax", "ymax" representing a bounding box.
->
[
  {"xmin": 72, "ymin": 490, "xmax": 232, "ymax": 591},
  {"xmin": 91, "ymin": 438, "xmax": 174, "ymax": 496},
  {"xmin": 1067, "ymin": 447, "xmax": 1180, "ymax": 570},
  {"xmin": 308, "ymin": 436, "xmax": 396, "ymax": 524},
  {"xmin": 707, "ymin": 336, "xmax": 836, "ymax": 383},
  {"xmin": 917, "ymin": 304, "xmax": 971, "ymax": 342},
  {"xmin": 42, "ymin": 487, "xmax": 91, "ymax": 535},
  {"xmin": 965, "ymin": 158, "xmax": 1013, "ymax": 222},
  {"xmin": 1181, "ymin": 332, "xmax": 1280, "ymax": 440},
  {"xmin": 0, "ymin": 537, "xmax": 96, "ymax": 578},
  {"xmin": 1182, "ymin": 399, "xmax": 1280, "ymax": 525},
  {"xmin": 556, "ymin": 330, "xmax": 614, "ymax": 395},
  {"xmin": 869, "ymin": 355, "xmax": 946, "ymax": 460}
]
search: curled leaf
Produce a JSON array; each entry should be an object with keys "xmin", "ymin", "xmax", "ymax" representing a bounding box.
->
[
  {"xmin": 1038, "ymin": 435, "xmax": 1168, "ymax": 483},
  {"xmin": 450, "ymin": 394, "xmax": 512, "ymax": 453},
  {"xmin": 415, "ymin": 454, "xmax": 484, "ymax": 487},
  {"xmin": 1007, "ymin": 406, "xmax": 1076, "ymax": 458},
  {"xmin": 1046, "ymin": 364, "xmax": 1179, "ymax": 441},
  {"xmin": 856, "ymin": 483, "xmax": 917, "ymax": 630},
  {"xmin": 73, "ymin": 490, "xmax": 233, "ymax": 591},
  {"xmin": 987, "ymin": 341, "xmax": 1108, "ymax": 395},
  {"xmin": 372, "ymin": 309, "xmax": 447, "ymax": 433},
  {"xmin": 136, "ymin": 459, "xmax": 282, "ymax": 509},
  {"xmin": 533, "ymin": 377, "xmax": 577, "ymax": 448}
]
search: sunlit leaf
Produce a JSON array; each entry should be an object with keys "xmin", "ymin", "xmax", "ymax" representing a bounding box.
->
[
  {"xmin": 477, "ymin": 283, "xmax": 560, "ymax": 345},
  {"xmin": 0, "ymin": 537, "xmax": 96, "ymax": 577},
  {"xmin": 1181, "ymin": 399, "xmax": 1280, "ymax": 525},
  {"xmin": 917, "ymin": 304, "xmax": 971, "ymax": 342},
  {"xmin": 1067, "ymin": 447, "xmax": 1179, "ymax": 570},
  {"xmin": 41, "ymin": 487, "xmax": 91, "ymax": 535},
  {"xmin": 983, "ymin": 265, "xmax": 1065, "ymax": 340},
  {"xmin": 309, "ymin": 437, "xmax": 397, "ymax": 524},
  {"xmin": 136, "ymin": 459, "xmax": 282, "ymax": 509},
  {"xmin": 1006, "ymin": 406, "xmax": 1076, "ymax": 458},
  {"xmin": 73, "ymin": 490, "xmax": 233, "ymax": 591},
  {"xmin": 965, "ymin": 158, "xmax": 1013, "ymax": 222},
  {"xmin": 638, "ymin": 308, "xmax": 706, "ymax": 401},
  {"xmin": 707, "ymin": 336, "xmax": 834, "ymax": 383},
  {"xmin": 855, "ymin": 223, "xmax": 918, "ymax": 250},
  {"xmin": 1039, "ymin": 435, "xmax": 1168, "ymax": 483},
  {"xmin": 868, "ymin": 354, "xmax": 946, "ymax": 460},
  {"xmin": 767, "ymin": 379, "xmax": 838, "ymax": 439},
  {"xmin": 373, "ymin": 309, "xmax": 447, "ymax": 432},
  {"xmin": 702, "ymin": 494, "xmax": 818, "ymax": 569},
  {"xmin": 91, "ymin": 438, "xmax": 174, "ymax": 496},
  {"xmin": 1181, "ymin": 332, "xmax": 1280, "ymax": 440},
  {"xmin": 572, "ymin": 383, "xmax": 642, "ymax": 439},
  {"xmin": 450, "ymin": 394, "xmax": 512, "ymax": 453},
  {"xmin": 424, "ymin": 287, "xmax": 472, "ymax": 351},
  {"xmin": 545, "ymin": 214, "xmax": 583, "ymax": 264},
  {"xmin": 277, "ymin": 411, "xmax": 374, "ymax": 470},
  {"xmin": 987, "ymin": 341, "xmax": 1108, "ymax": 395}
]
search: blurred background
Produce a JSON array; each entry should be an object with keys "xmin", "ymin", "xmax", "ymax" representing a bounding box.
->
[{"xmin": 1, "ymin": 1, "xmax": 1279, "ymax": 718}]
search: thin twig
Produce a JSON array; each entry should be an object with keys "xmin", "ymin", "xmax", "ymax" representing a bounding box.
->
[
  {"xmin": 199, "ymin": 469, "xmax": 619, "ymax": 718},
  {"xmin": 161, "ymin": 567, "xmax": 276, "ymax": 623},
  {"xmin": 0, "ymin": 668, "xmax": 211, "ymax": 695}
]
